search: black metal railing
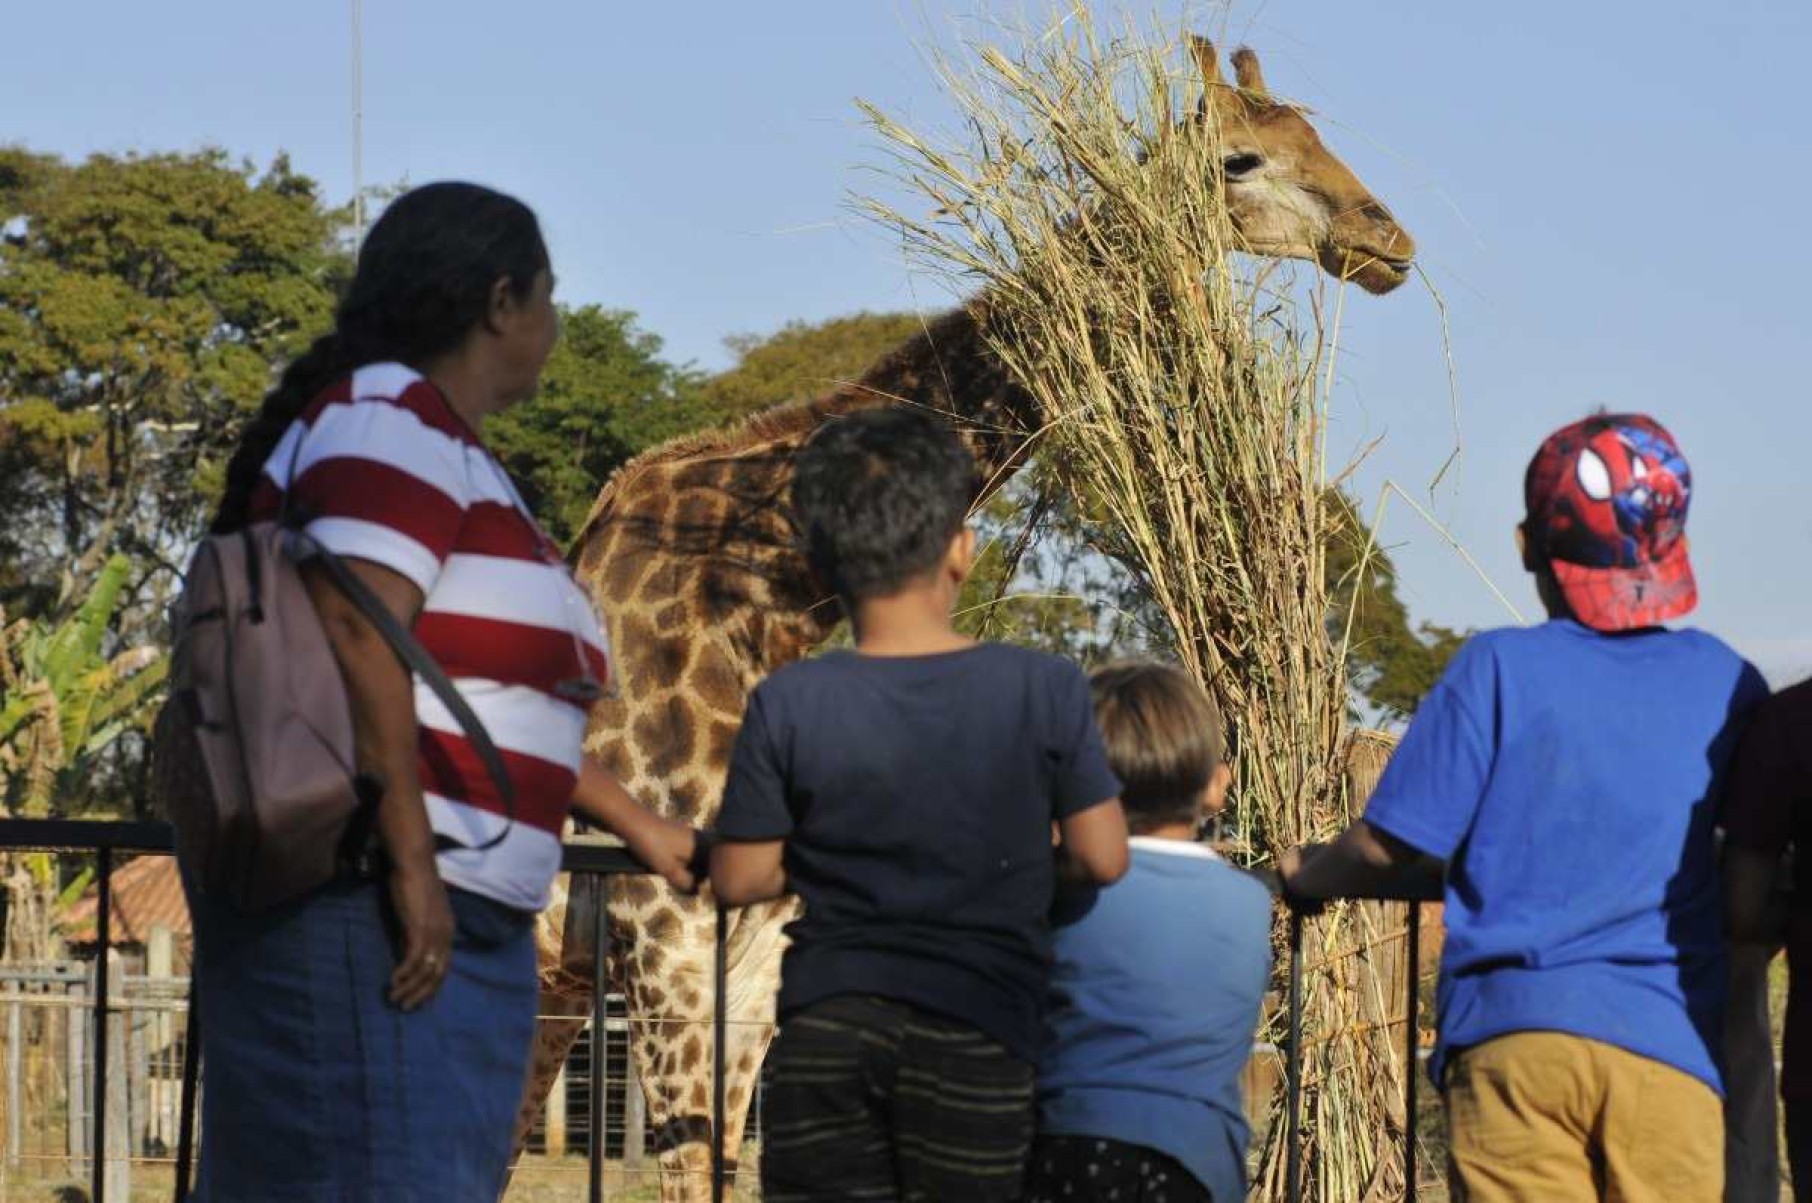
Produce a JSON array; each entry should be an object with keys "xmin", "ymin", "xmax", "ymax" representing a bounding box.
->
[
  {"xmin": 0, "ymin": 821, "xmax": 178, "ymax": 1203},
  {"xmin": 0, "ymin": 820, "xmax": 725, "ymax": 1203},
  {"xmin": 1282, "ymin": 875, "xmax": 1444, "ymax": 1203},
  {"xmin": 5, "ymin": 820, "xmax": 1439, "ymax": 1203}
]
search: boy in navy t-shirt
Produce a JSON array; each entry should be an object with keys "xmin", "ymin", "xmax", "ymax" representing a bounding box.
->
[
  {"xmin": 1283, "ymin": 413, "xmax": 1765, "ymax": 1202},
  {"xmin": 1026, "ymin": 662, "xmax": 1271, "ymax": 1203},
  {"xmin": 710, "ymin": 407, "xmax": 1129, "ymax": 1203}
]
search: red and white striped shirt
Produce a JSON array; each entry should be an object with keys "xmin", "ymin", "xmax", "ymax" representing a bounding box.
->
[{"xmin": 249, "ymin": 362, "xmax": 610, "ymax": 910}]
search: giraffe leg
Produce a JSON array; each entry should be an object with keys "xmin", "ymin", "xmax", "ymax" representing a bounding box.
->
[
  {"xmin": 505, "ymin": 867, "xmax": 602, "ymax": 1190},
  {"xmin": 715, "ymin": 897, "xmax": 791, "ymax": 1190},
  {"xmin": 618, "ymin": 886, "xmax": 796, "ymax": 1203},
  {"xmin": 627, "ymin": 893, "xmax": 719, "ymax": 1203},
  {"xmin": 507, "ymin": 994, "xmax": 591, "ymax": 1176}
]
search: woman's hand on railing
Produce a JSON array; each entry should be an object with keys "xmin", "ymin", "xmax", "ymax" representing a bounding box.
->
[{"xmin": 571, "ymin": 759, "xmax": 703, "ymax": 893}]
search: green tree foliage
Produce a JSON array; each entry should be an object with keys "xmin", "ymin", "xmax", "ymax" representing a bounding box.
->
[
  {"xmin": 0, "ymin": 141, "xmax": 1461, "ymax": 759},
  {"xmin": 486, "ymin": 306, "xmax": 709, "ymax": 545},
  {"xmin": 0, "ymin": 554, "xmax": 166, "ymax": 817},
  {"xmin": 957, "ymin": 472, "xmax": 1170, "ymax": 662},
  {"xmin": 0, "ymin": 150, "xmax": 723, "ymax": 572},
  {"xmin": 0, "ymin": 148, "xmax": 350, "ymax": 610},
  {"xmin": 700, "ymin": 311, "xmax": 928, "ymax": 422},
  {"xmin": 1324, "ymin": 489, "xmax": 1467, "ymax": 720}
]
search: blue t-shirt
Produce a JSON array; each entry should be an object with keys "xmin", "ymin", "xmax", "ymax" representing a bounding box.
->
[
  {"xmin": 1037, "ymin": 839, "xmax": 1272, "ymax": 1202},
  {"xmin": 1365, "ymin": 619, "xmax": 1766, "ymax": 1091},
  {"xmin": 715, "ymin": 643, "xmax": 1122, "ymax": 1061}
]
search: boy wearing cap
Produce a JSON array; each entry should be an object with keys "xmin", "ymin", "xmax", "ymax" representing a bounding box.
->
[{"xmin": 1282, "ymin": 413, "xmax": 1766, "ymax": 1201}]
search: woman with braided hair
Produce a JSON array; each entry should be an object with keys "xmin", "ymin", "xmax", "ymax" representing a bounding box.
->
[{"xmin": 195, "ymin": 181, "xmax": 697, "ymax": 1200}]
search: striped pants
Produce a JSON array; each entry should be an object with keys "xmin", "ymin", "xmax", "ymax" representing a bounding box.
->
[{"xmin": 760, "ymin": 994, "xmax": 1034, "ymax": 1202}]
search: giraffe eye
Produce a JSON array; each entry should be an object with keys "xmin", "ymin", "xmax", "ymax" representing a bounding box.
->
[{"xmin": 1222, "ymin": 153, "xmax": 1264, "ymax": 179}]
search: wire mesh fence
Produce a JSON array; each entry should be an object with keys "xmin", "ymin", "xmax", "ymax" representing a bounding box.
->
[
  {"xmin": 0, "ymin": 962, "xmax": 192, "ymax": 1202},
  {"xmin": 504, "ymin": 1001, "xmax": 772, "ymax": 1201},
  {"xmin": 0, "ymin": 823, "xmax": 758, "ymax": 1203},
  {"xmin": 0, "ymin": 974, "xmax": 773, "ymax": 1202},
  {"xmin": 0, "ymin": 821, "xmax": 1439, "ymax": 1203}
]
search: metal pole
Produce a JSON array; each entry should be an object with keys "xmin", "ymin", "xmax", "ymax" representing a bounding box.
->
[
  {"xmin": 1405, "ymin": 903, "xmax": 1422, "ymax": 1201},
  {"xmin": 1286, "ymin": 908, "xmax": 1304, "ymax": 1203},
  {"xmin": 351, "ymin": 0, "xmax": 364, "ymax": 236},
  {"xmin": 175, "ymin": 991, "xmax": 200, "ymax": 1202},
  {"xmin": 92, "ymin": 849, "xmax": 111, "ymax": 1203},
  {"xmin": 102, "ymin": 987, "xmax": 128, "ymax": 1201},
  {"xmin": 6, "ymin": 1001, "xmax": 20, "ymax": 1168},
  {"xmin": 589, "ymin": 878, "xmax": 610, "ymax": 1203},
  {"xmin": 711, "ymin": 905, "xmax": 728, "ymax": 1203}
]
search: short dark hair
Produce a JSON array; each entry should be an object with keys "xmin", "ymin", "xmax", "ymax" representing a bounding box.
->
[
  {"xmin": 1089, "ymin": 661, "xmax": 1225, "ymax": 834},
  {"xmin": 792, "ymin": 407, "xmax": 979, "ymax": 604}
]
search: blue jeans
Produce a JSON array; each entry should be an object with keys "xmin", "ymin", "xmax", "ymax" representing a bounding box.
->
[{"xmin": 189, "ymin": 878, "xmax": 537, "ymax": 1202}]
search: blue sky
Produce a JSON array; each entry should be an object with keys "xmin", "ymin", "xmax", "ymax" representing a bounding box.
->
[{"xmin": 8, "ymin": 1, "xmax": 1812, "ymax": 680}]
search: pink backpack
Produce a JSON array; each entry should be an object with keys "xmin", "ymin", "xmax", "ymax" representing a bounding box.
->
[{"xmin": 152, "ymin": 516, "xmax": 513, "ymax": 912}]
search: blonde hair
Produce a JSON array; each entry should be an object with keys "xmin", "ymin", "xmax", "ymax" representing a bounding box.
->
[{"xmin": 1088, "ymin": 661, "xmax": 1225, "ymax": 834}]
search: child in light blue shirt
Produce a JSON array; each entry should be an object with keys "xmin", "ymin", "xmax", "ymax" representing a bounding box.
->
[{"xmin": 1027, "ymin": 662, "xmax": 1272, "ymax": 1203}]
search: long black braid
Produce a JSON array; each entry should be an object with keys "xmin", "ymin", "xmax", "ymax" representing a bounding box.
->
[{"xmin": 212, "ymin": 181, "xmax": 549, "ymax": 532}]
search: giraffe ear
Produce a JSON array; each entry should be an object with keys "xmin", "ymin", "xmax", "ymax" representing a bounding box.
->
[
  {"xmin": 1192, "ymin": 35, "xmax": 1228, "ymax": 123},
  {"xmin": 1231, "ymin": 46, "xmax": 1269, "ymax": 98},
  {"xmin": 1191, "ymin": 35, "xmax": 1224, "ymax": 89}
]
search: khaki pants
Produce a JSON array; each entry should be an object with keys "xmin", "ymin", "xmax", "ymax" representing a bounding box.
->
[{"xmin": 1446, "ymin": 1032, "xmax": 1724, "ymax": 1203}]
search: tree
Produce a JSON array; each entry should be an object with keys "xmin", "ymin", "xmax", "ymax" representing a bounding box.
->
[
  {"xmin": 0, "ymin": 151, "xmax": 725, "ymax": 570},
  {"xmin": 487, "ymin": 306, "xmax": 710, "ymax": 545},
  {"xmin": 0, "ymin": 553, "xmax": 166, "ymax": 818},
  {"xmin": 0, "ymin": 148, "xmax": 350, "ymax": 615},
  {"xmin": 0, "ymin": 553, "xmax": 165, "ymax": 962},
  {"xmin": 1324, "ymin": 489, "xmax": 1467, "ymax": 720},
  {"xmin": 700, "ymin": 311, "xmax": 928, "ymax": 422}
]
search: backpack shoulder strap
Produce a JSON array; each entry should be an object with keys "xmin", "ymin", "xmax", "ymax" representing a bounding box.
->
[
  {"xmin": 273, "ymin": 378, "xmax": 514, "ymax": 853},
  {"xmin": 299, "ymin": 535, "xmax": 517, "ymax": 852}
]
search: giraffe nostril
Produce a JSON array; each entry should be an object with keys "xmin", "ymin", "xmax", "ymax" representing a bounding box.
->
[{"xmin": 1359, "ymin": 202, "xmax": 1394, "ymax": 224}]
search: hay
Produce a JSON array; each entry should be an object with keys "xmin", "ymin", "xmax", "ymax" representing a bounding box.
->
[{"xmin": 860, "ymin": 13, "xmax": 1415, "ymax": 1200}]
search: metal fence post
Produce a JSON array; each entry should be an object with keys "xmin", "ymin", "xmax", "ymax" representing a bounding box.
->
[
  {"xmin": 712, "ymin": 904, "xmax": 728, "ymax": 1203},
  {"xmin": 6, "ymin": 999, "xmax": 20, "ymax": 1169},
  {"xmin": 1286, "ymin": 907, "xmax": 1304, "ymax": 1203},
  {"xmin": 590, "ymin": 876, "xmax": 610, "ymax": 1203},
  {"xmin": 92, "ymin": 848, "xmax": 111, "ymax": 1203},
  {"xmin": 1405, "ymin": 903, "xmax": 1422, "ymax": 1201},
  {"xmin": 175, "ymin": 991, "xmax": 200, "ymax": 1202}
]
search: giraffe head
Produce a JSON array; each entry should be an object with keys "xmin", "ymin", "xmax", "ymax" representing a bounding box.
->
[{"xmin": 1189, "ymin": 37, "xmax": 1415, "ymax": 294}]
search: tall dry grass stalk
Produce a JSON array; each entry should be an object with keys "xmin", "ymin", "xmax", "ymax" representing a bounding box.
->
[{"xmin": 860, "ymin": 15, "xmax": 1417, "ymax": 1200}]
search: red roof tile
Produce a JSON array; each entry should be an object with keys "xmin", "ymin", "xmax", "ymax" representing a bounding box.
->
[{"xmin": 63, "ymin": 854, "xmax": 191, "ymax": 947}]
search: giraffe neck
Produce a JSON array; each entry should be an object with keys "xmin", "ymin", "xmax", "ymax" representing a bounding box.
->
[
  {"xmin": 576, "ymin": 291, "xmax": 1044, "ymax": 789},
  {"xmin": 810, "ymin": 294, "xmax": 1037, "ymax": 495}
]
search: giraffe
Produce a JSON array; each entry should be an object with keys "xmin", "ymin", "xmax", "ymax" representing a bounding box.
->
[{"xmin": 512, "ymin": 39, "xmax": 1417, "ymax": 1201}]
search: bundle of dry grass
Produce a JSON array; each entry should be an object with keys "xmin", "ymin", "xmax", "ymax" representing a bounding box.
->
[{"xmin": 861, "ymin": 14, "xmax": 1420, "ymax": 1200}]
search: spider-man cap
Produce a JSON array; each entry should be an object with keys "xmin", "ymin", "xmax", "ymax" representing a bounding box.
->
[{"xmin": 1523, "ymin": 413, "xmax": 1697, "ymax": 632}]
